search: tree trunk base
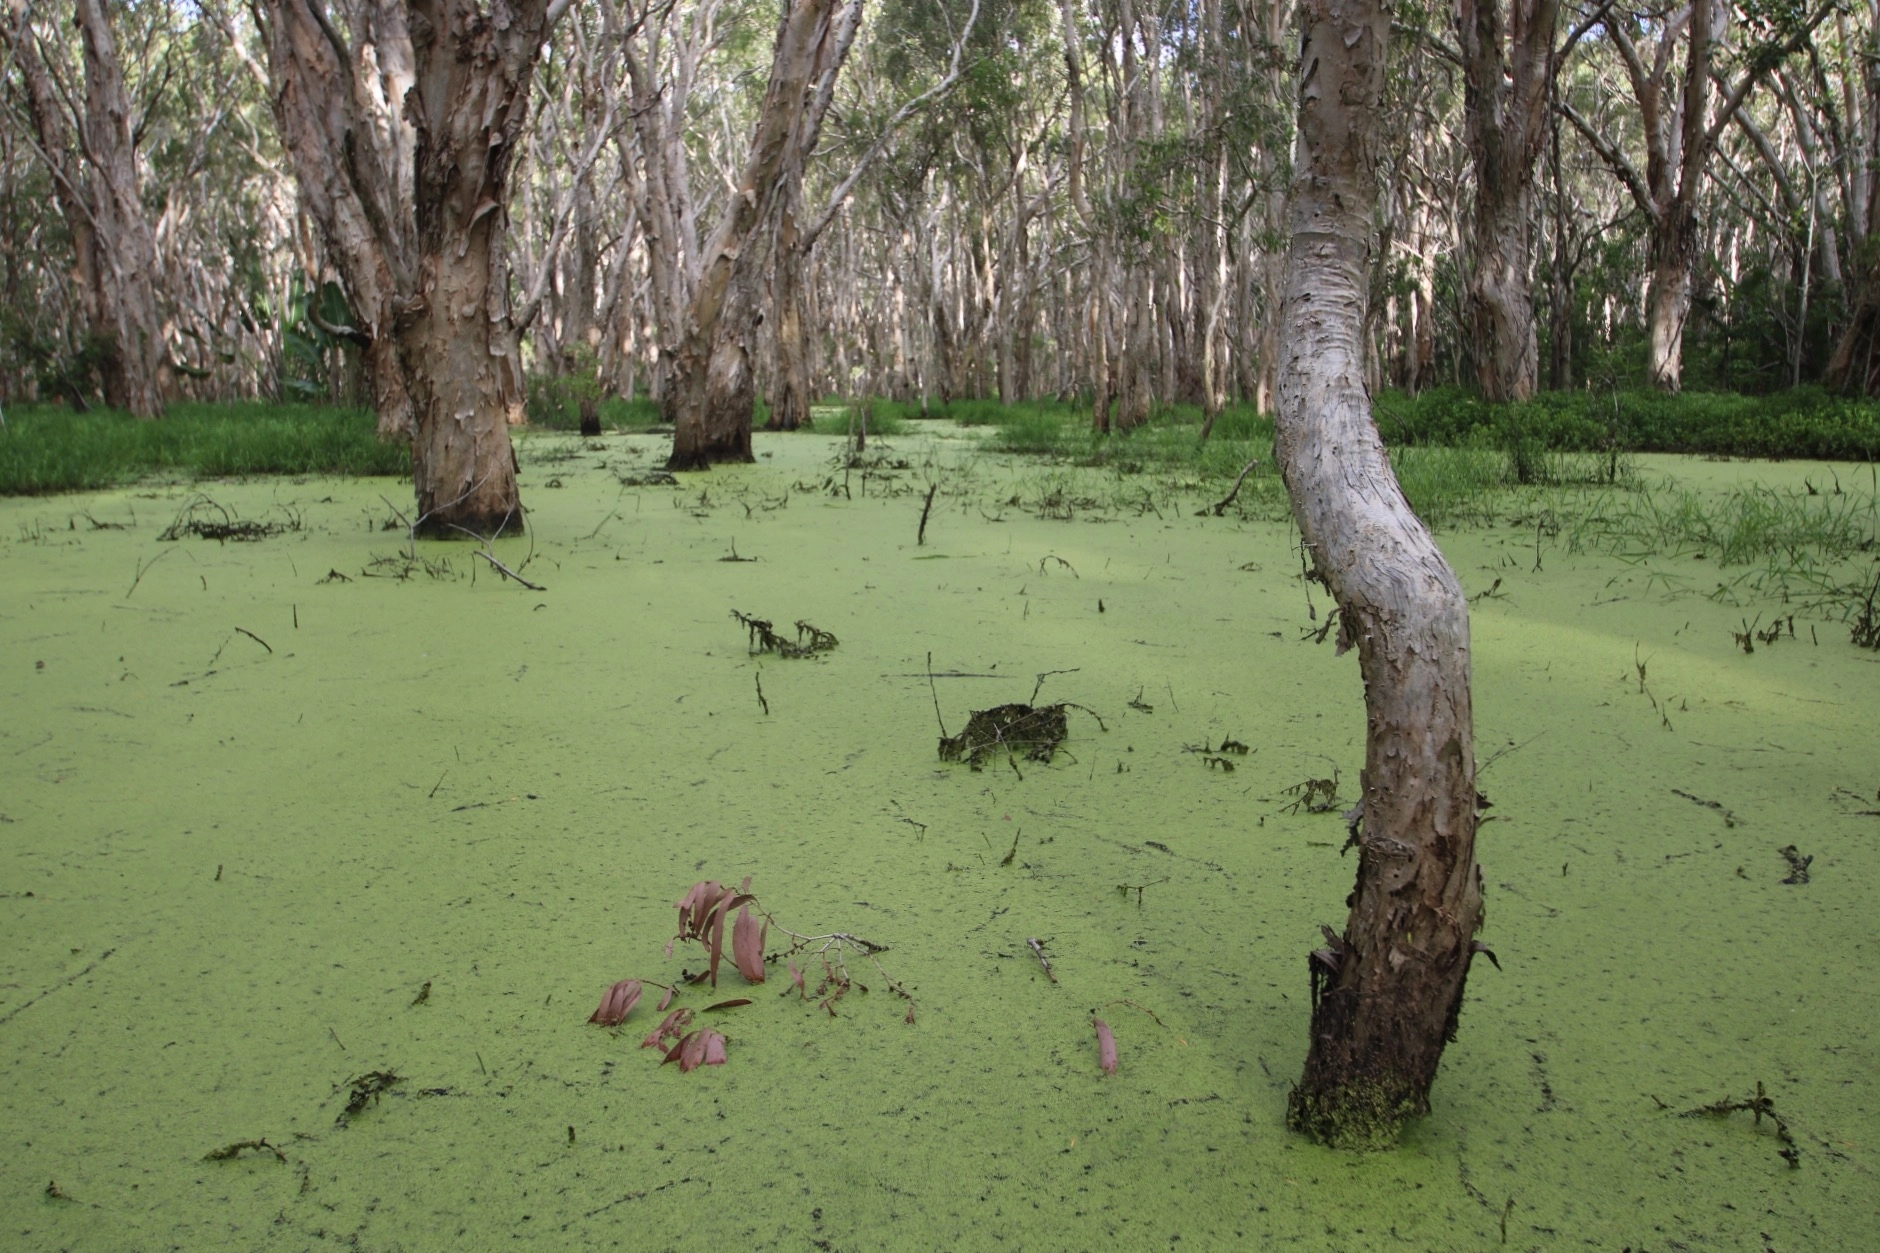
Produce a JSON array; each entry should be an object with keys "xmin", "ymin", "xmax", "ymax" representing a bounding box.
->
[
  {"xmin": 666, "ymin": 434, "xmax": 754, "ymax": 472},
  {"xmin": 412, "ymin": 507, "xmax": 527, "ymax": 541},
  {"xmin": 1286, "ymin": 1077, "xmax": 1425, "ymax": 1150}
]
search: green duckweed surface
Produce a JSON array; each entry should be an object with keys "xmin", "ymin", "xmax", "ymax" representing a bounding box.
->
[{"xmin": 1, "ymin": 431, "xmax": 1875, "ymax": 1251}]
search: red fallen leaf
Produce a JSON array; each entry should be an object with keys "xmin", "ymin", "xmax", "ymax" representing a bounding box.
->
[
  {"xmin": 588, "ymin": 978, "xmax": 643, "ymax": 1027},
  {"xmin": 641, "ymin": 1007, "xmax": 693, "ymax": 1050},
  {"xmin": 732, "ymin": 903, "xmax": 767, "ymax": 984},
  {"xmin": 704, "ymin": 998, "xmax": 752, "ymax": 1011},
  {"xmin": 656, "ymin": 985, "xmax": 675, "ymax": 1012},
  {"xmin": 701, "ymin": 1030, "xmax": 727, "ymax": 1066},
  {"xmin": 789, "ymin": 962, "xmax": 807, "ymax": 997},
  {"xmin": 1093, "ymin": 1017, "xmax": 1118, "ymax": 1075}
]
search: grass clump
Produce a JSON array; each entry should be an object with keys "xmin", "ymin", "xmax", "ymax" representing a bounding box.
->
[
  {"xmin": 0, "ymin": 402, "xmax": 406, "ymax": 495},
  {"xmin": 804, "ymin": 403, "xmax": 909, "ymax": 438}
]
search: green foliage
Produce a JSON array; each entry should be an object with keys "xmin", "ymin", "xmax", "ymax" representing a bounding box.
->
[
  {"xmin": 0, "ymin": 402, "xmax": 404, "ymax": 496},
  {"xmin": 525, "ymin": 346, "xmax": 603, "ymax": 430},
  {"xmin": 525, "ymin": 346, "xmax": 660, "ymax": 431},
  {"xmin": 1375, "ymin": 387, "xmax": 1880, "ymax": 463},
  {"xmin": 279, "ymin": 277, "xmax": 361, "ymax": 404},
  {"xmin": 803, "ymin": 404, "xmax": 909, "ymax": 437}
]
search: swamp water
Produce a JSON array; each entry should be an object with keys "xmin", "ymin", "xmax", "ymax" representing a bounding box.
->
[{"xmin": 0, "ymin": 431, "xmax": 1875, "ymax": 1251}]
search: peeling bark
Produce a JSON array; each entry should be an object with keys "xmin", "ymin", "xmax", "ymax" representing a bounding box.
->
[
  {"xmin": 257, "ymin": 0, "xmax": 549, "ymax": 535},
  {"xmin": 667, "ymin": 0, "xmax": 851, "ymax": 469},
  {"xmin": 1457, "ymin": 0, "xmax": 1560, "ymax": 402},
  {"xmin": 1276, "ymin": 0, "xmax": 1484, "ymax": 1148},
  {"xmin": 6, "ymin": 0, "xmax": 171, "ymax": 417}
]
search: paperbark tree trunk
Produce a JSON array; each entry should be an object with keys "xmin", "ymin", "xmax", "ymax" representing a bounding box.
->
[
  {"xmin": 768, "ymin": 197, "xmax": 815, "ymax": 430},
  {"xmin": 258, "ymin": 0, "xmax": 549, "ymax": 535},
  {"xmin": 1276, "ymin": 0, "xmax": 1485, "ymax": 1148},
  {"xmin": 1645, "ymin": 206, "xmax": 1697, "ymax": 392},
  {"xmin": 398, "ymin": 0, "xmax": 543, "ymax": 532},
  {"xmin": 75, "ymin": 0, "xmax": 170, "ymax": 418},
  {"xmin": 1457, "ymin": 0, "xmax": 1562, "ymax": 403},
  {"xmin": 1564, "ymin": 0, "xmax": 1827, "ymax": 393},
  {"xmin": 256, "ymin": 0, "xmax": 416, "ymax": 438},
  {"xmin": 5, "ymin": 0, "xmax": 171, "ymax": 417},
  {"xmin": 667, "ymin": 0, "xmax": 850, "ymax": 469}
]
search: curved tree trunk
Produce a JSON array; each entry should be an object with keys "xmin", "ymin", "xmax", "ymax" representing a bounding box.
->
[
  {"xmin": 257, "ymin": 0, "xmax": 416, "ymax": 440},
  {"xmin": 1276, "ymin": 0, "xmax": 1485, "ymax": 1149}
]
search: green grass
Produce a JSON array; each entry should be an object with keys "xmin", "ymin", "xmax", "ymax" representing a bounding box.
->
[
  {"xmin": 803, "ymin": 403, "xmax": 910, "ymax": 437},
  {"xmin": 0, "ymin": 402, "xmax": 407, "ymax": 495},
  {"xmin": 525, "ymin": 373, "xmax": 663, "ymax": 430},
  {"xmin": 941, "ymin": 397, "xmax": 1631, "ymax": 527},
  {"xmin": 1375, "ymin": 386, "xmax": 1880, "ymax": 462}
]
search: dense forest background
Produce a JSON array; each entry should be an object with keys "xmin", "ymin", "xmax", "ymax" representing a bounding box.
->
[{"xmin": 1, "ymin": 0, "xmax": 1873, "ymax": 425}]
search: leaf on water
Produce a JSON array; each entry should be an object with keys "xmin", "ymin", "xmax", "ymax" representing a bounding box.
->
[
  {"xmin": 704, "ymin": 998, "xmax": 752, "ymax": 1011},
  {"xmin": 641, "ymin": 1007, "xmax": 693, "ymax": 1050},
  {"xmin": 1093, "ymin": 1017, "xmax": 1118, "ymax": 1075},
  {"xmin": 663, "ymin": 1028, "xmax": 729, "ymax": 1073},
  {"xmin": 588, "ymin": 978, "xmax": 643, "ymax": 1027},
  {"xmin": 732, "ymin": 903, "xmax": 767, "ymax": 983},
  {"xmin": 789, "ymin": 962, "xmax": 807, "ymax": 997},
  {"xmin": 676, "ymin": 880, "xmax": 722, "ymax": 941},
  {"xmin": 656, "ymin": 985, "xmax": 675, "ymax": 1012},
  {"xmin": 707, "ymin": 890, "xmax": 732, "ymax": 986}
]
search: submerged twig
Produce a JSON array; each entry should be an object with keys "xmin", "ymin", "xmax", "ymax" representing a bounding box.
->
[{"xmin": 1026, "ymin": 936, "xmax": 1057, "ymax": 983}]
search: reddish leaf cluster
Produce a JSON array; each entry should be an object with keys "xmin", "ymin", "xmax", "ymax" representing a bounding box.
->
[
  {"xmin": 641, "ymin": 1007, "xmax": 694, "ymax": 1050},
  {"xmin": 673, "ymin": 878, "xmax": 768, "ymax": 987},
  {"xmin": 588, "ymin": 979, "xmax": 643, "ymax": 1027},
  {"xmin": 588, "ymin": 978, "xmax": 674, "ymax": 1028},
  {"xmin": 660, "ymin": 1028, "xmax": 728, "ymax": 1072},
  {"xmin": 585, "ymin": 874, "xmax": 914, "ymax": 1076}
]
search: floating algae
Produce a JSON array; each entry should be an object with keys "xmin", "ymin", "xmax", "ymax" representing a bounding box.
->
[{"xmin": 0, "ymin": 436, "xmax": 1875, "ymax": 1249}]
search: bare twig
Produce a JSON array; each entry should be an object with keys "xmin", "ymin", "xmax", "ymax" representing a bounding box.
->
[
  {"xmin": 917, "ymin": 483, "xmax": 938, "ymax": 545},
  {"xmin": 1201, "ymin": 460, "xmax": 1261, "ymax": 516},
  {"xmin": 126, "ymin": 549, "xmax": 175, "ymax": 598},
  {"xmin": 233, "ymin": 627, "xmax": 272, "ymax": 654},
  {"xmin": 445, "ymin": 524, "xmax": 548, "ymax": 590}
]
